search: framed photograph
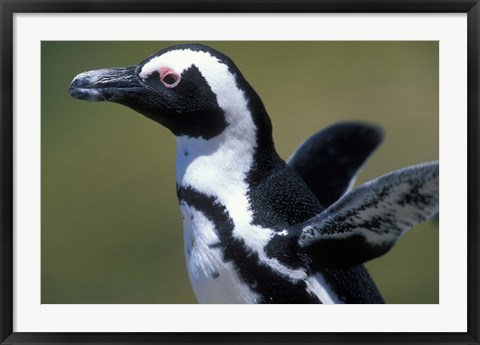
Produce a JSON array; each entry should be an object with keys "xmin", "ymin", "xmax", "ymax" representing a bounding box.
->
[{"xmin": 1, "ymin": 1, "xmax": 478, "ymax": 344}]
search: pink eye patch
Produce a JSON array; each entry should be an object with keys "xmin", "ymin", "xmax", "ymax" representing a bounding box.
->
[{"xmin": 159, "ymin": 67, "xmax": 181, "ymax": 88}]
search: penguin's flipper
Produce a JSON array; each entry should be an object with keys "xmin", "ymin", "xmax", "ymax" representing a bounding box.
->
[
  {"xmin": 288, "ymin": 122, "xmax": 384, "ymax": 207},
  {"xmin": 297, "ymin": 161, "xmax": 439, "ymax": 268}
]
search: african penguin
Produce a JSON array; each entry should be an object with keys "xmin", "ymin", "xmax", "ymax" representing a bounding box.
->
[{"xmin": 69, "ymin": 44, "xmax": 439, "ymax": 304}]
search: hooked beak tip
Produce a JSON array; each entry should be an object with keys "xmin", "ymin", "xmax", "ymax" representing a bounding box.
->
[
  {"xmin": 69, "ymin": 84, "xmax": 105, "ymax": 101},
  {"xmin": 69, "ymin": 74, "xmax": 105, "ymax": 101}
]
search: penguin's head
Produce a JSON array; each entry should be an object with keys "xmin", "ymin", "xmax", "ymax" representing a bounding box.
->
[{"xmin": 69, "ymin": 44, "xmax": 272, "ymax": 141}]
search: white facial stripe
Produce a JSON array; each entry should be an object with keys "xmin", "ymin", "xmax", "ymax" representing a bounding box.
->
[
  {"xmin": 141, "ymin": 49, "xmax": 188, "ymax": 78},
  {"xmin": 140, "ymin": 49, "xmax": 248, "ymax": 125},
  {"xmin": 140, "ymin": 48, "xmax": 221, "ymax": 80}
]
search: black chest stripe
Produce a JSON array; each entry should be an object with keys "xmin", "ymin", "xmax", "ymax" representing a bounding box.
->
[{"xmin": 177, "ymin": 186, "xmax": 321, "ymax": 304}]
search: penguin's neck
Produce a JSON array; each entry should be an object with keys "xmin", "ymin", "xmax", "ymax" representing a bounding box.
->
[
  {"xmin": 175, "ymin": 130, "xmax": 253, "ymax": 200},
  {"xmin": 173, "ymin": 66, "xmax": 285, "ymax": 227},
  {"xmin": 175, "ymin": 105, "xmax": 280, "ymax": 225}
]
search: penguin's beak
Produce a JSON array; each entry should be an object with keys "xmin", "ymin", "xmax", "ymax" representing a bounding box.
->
[{"xmin": 69, "ymin": 66, "xmax": 140, "ymax": 102}]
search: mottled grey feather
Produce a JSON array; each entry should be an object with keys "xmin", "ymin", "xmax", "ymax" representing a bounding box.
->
[{"xmin": 297, "ymin": 161, "xmax": 439, "ymax": 267}]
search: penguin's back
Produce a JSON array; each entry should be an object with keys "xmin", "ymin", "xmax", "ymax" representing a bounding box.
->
[{"xmin": 247, "ymin": 160, "xmax": 384, "ymax": 303}]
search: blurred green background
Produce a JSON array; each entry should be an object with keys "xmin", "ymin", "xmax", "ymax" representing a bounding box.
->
[{"xmin": 41, "ymin": 41, "xmax": 439, "ymax": 304}]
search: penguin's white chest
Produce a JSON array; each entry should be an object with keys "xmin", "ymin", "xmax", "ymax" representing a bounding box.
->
[
  {"xmin": 174, "ymin": 126, "xmax": 341, "ymax": 304},
  {"xmin": 180, "ymin": 203, "xmax": 260, "ymax": 303}
]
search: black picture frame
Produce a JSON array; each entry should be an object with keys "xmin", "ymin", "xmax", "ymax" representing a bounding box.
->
[{"xmin": 1, "ymin": 1, "xmax": 478, "ymax": 344}]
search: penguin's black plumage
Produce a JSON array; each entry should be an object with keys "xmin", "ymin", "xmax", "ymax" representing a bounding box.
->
[{"xmin": 69, "ymin": 44, "xmax": 438, "ymax": 304}]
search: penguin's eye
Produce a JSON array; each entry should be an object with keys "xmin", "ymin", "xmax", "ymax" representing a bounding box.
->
[{"xmin": 160, "ymin": 70, "xmax": 181, "ymax": 88}]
